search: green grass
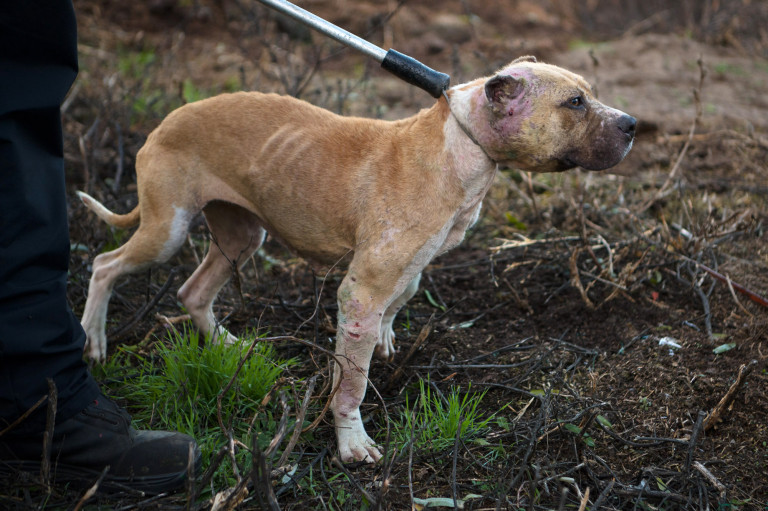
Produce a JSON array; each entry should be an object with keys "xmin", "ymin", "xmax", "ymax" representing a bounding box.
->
[
  {"xmin": 394, "ymin": 379, "xmax": 496, "ymax": 453},
  {"xmin": 94, "ymin": 326, "xmax": 298, "ymax": 489}
]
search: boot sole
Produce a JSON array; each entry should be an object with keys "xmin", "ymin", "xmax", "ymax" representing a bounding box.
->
[{"xmin": 0, "ymin": 456, "xmax": 199, "ymax": 495}]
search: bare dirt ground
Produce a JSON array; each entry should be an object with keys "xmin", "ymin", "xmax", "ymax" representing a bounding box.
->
[{"xmin": 9, "ymin": 0, "xmax": 768, "ymax": 509}]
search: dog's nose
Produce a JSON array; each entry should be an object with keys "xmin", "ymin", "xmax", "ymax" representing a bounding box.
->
[{"xmin": 618, "ymin": 114, "xmax": 637, "ymax": 140}]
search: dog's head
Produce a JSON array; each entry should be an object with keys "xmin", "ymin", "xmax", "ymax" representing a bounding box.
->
[{"xmin": 463, "ymin": 56, "xmax": 636, "ymax": 173}]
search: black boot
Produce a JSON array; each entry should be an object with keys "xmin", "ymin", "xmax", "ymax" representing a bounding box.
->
[{"xmin": 0, "ymin": 395, "xmax": 200, "ymax": 494}]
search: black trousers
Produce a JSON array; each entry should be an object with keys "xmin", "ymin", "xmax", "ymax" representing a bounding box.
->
[{"xmin": 0, "ymin": 2, "xmax": 100, "ymax": 433}]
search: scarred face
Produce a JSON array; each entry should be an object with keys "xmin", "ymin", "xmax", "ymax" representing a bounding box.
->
[{"xmin": 469, "ymin": 56, "xmax": 636, "ymax": 172}]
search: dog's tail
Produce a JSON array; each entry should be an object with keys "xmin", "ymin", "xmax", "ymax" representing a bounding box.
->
[{"xmin": 76, "ymin": 191, "xmax": 140, "ymax": 229}]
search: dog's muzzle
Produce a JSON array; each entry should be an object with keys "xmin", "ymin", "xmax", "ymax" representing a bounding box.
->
[{"xmin": 560, "ymin": 111, "xmax": 638, "ymax": 171}]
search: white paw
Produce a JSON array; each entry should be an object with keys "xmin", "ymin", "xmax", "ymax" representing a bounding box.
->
[
  {"xmin": 210, "ymin": 327, "xmax": 239, "ymax": 346},
  {"xmin": 374, "ymin": 326, "xmax": 396, "ymax": 362},
  {"xmin": 222, "ymin": 332, "xmax": 239, "ymax": 345},
  {"xmin": 337, "ymin": 423, "xmax": 382, "ymax": 463},
  {"xmin": 83, "ymin": 332, "xmax": 107, "ymax": 363}
]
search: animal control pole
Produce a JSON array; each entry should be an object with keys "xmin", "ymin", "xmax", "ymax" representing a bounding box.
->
[{"xmin": 255, "ymin": 0, "xmax": 451, "ymax": 98}]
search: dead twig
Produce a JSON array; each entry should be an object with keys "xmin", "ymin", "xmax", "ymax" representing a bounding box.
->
[
  {"xmin": 492, "ymin": 234, "xmax": 582, "ymax": 252},
  {"xmin": 266, "ymin": 393, "xmax": 291, "ymax": 459},
  {"xmin": 186, "ymin": 442, "xmax": 197, "ymax": 511},
  {"xmin": 212, "ymin": 479, "xmax": 250, "ymax": 511},
  {"xmin": 0, "ymin": 394, "xmax": 47, "ymax": 438},
  {"xmin": 668, "ymin": 264, "xmax": 714, "ymax": 340},
  {"xmin": 528, "ymin": 466, "xmax": 540, "ymax": 511},
  {"xmin": 384, "ymin": 318, "xmax": 433, "ymax": 391},
  {"xmin": 613, "ymin": 487, "xmax": 690, "ymax": 504},
  {"xmin": 277, "ymin": 375, "xmax": 318, "ymax": 467},
  {"xmin": 378, "ymin": 433, "xmax": 397, "ymax": 508},
  {"xmin": 638, "ymin": 56, "xmax": 706, "ymax": 214},
  {"xmin": 198, "ymin": 446, "xmax": 229, "ymax": 490},
  {"xmin": 331, "ymin": 457, "xmax": 378, "ymax": 508},
  {"xmin": 507, "ymin": 392, "xmax": 548, "ymax": 493},
  {"xmin": 73, "ymin": 466, "xmax": 110, "ymax": 511},
  {"xmin": 138, "ymin": 313, "xmax": 191, "ymax": 354},
  {"xmin": 522, "ymin": 172, "xmax": 539, "ymax": 220},
  {"xmin": 580, "ymin": 270, "xmax": 628, "ymax": 292},
  {"xmin": 41, "ymin": 378, "xmax": 57, "ymax": 491},
  {"xmin": 724, "ymin": 273, "xmax": 754, "ymax": 317},
  {"xmin": 684, "ymin": 256, "xmax": 768, "ymax": 309},
  {"xmin": 693, "ymin": 461, "xmax": 727, "ymax": 499},
  {"xmin": 568, "ymin": 248, "xmax": 595, "ymax": 309},
  {"xmin": 78, "ymin": 135, "xmax": 90, "ymax": 194},
  {"xmin": 109, "ymin": 268, "xmax": 179, "ymax": 342},
  {"xmin": 577, "ymin": 487, "xmax": 590, "ymax": 511},
  {"xmin": 704, "ymin": 360, "xmax": 758, "ymax": 432},
  {"xmin": 662, "ymin": 129, "xmax": 768, "ymax": 151},
  {"xmin": 250, "ymin": 429, "xmax": 281, "ymax": 511},
  {"xmin": 591, "ymin": 480, "xmax": 615, "ymax": 509},
  {"xmin": 217, "ymin": 333, "xmax": 263, "ymax": 432},
  {"xmin": 275, "ymin": 447, "xmax": 328, "ymax": 497},
  {"xmin": 685, "ymin": 410, "xmax": 707, "ymax": 473}
]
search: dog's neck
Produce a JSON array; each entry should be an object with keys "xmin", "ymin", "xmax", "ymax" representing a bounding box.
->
[{"xmin": 442, "ymin": 89, "xmax": 497, "ymax": 165}]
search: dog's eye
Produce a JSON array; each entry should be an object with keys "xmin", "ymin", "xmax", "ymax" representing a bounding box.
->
[{"xmin": 567, "ymin": 96, "xmax": 584, "ymax": 109}]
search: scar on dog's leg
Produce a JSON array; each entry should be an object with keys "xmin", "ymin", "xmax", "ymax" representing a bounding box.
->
[
  {"xmin": 177, "ymin": 201, "xmax": 265, "ymax": 345},
  {"xmin": 82, "ymin": 207, "xmax": 192, "ymax": 361},
  {"xmin": 332, "ymin": 279, "xmax": 383, "ymax": 462},
  {"xmin": 332, "ymin": 261, "xmax": 422, "ymax": 463},
  {"xmin": 376, "ymin": 273, "xmax": 421, "ymax": 361}
]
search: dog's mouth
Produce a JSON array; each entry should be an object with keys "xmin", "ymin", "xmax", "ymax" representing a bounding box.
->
[
  {"xmin": 560, "ymin": 129, "xmax": 636, "ymax": 171},
  {"xmin": 557, "ymin": 156, "xmax": 579, "ymax": 171}
]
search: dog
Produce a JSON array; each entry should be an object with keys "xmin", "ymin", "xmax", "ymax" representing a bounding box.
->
[{"xmin": 77, "ymin": 56, "xmax": 635, "ymax": 463}]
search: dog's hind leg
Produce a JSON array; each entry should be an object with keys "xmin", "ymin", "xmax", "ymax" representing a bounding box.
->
[
  {"xmin": 82, "ymin": 205, "xmax": 193, "ymax": 361},
  {"xmin": 177, "ymin": 201, "xmax": 266, "ymax": 345},
  {"xmin": 375, "ymin": 272, "xmax": 420, "ymax": 361}
]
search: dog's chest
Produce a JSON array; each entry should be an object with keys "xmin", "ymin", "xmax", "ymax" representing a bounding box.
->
[
  {"xmin": 436, "ymin": 164, "xmax": 496, "ymax": 256},
  {"xmin": 437, "ymin": 200, "xmax": 483, "ymax": 257}
]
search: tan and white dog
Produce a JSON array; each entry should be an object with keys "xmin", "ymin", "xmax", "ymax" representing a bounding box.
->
[{"xmin": 77, "ymin": 56, "xmax": 635, "ymax": 463}]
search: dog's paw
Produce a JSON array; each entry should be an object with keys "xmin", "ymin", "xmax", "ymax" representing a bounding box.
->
[
  {"xmin": 338, "ymin": 427, "xmax": 382, "ymax": 463},
  {"xmin": 209, "ymin": 327, "xmax": 239, "ymax": 346},
  {"xmin": 83, "ymin": 335, "xmax": 107, "ymax": 363},
  {"xmin": 222, "ymin": 332, "xmax": 239, "ymax": 345},
  {"xmin": 374, "ymin": 326, "xmax": 396, "ymax": 362}
]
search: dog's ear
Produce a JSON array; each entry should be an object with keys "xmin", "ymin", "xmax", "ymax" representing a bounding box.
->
[
  {"xmin": 485, "ymin": 75, "xmax": 524, "ymax": 106},
  {"xmin": 512, "ymin": 55, "xmax": 537, "ymax": 64}
]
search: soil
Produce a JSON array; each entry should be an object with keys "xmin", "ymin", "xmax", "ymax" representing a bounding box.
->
[{"xmin": 17, "ymin": 0, "xmax": 768, "ymax": 509}]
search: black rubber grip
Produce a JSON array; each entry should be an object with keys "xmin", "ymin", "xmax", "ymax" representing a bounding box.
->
[{"xmin": 381, "ymin": 49, "xmax": 450, "ymax": 98}]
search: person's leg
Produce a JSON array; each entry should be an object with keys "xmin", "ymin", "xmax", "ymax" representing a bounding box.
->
[
  {"xmin": 0, "ymin": 2, "xmax": 199, "ymax": 494},
  {"xmin": 0, "ymin": 0, "xmax": 99, "ymax": 436}
]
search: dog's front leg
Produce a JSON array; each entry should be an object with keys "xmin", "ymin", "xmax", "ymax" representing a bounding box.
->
[{"xmin": 331, "ymin": 273, "xmax": 392, "ymax": 463}]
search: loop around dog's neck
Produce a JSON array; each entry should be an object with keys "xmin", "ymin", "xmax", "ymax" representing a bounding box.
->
[{"xmin": 441, "ymin": 89, "xmax": 496, "ymax": 165}]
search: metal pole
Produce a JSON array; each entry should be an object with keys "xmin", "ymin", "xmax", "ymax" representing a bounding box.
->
[
  {"xmin": 256, "ymin": 0, "xmax": 386, "ymax": 62},
  {"xmin": 255, "ymin": 0, "xmax": 450, "ymax": 98}
]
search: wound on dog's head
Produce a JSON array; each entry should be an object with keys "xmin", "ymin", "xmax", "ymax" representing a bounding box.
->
[{"xmin": 485, "ymin": 75, "xmax": 525, "ymax": 106}]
